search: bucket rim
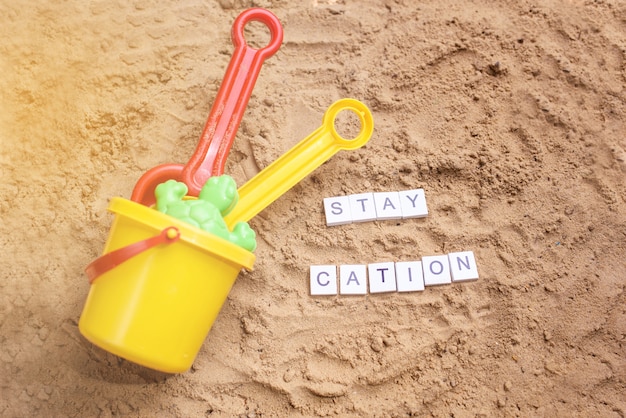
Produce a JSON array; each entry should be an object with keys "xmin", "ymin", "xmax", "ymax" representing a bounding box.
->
[{"xmin": 107, "ymin": 197, "xmax": 256, "ymax": 270}]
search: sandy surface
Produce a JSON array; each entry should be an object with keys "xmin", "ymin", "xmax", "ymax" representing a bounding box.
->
[{"xmin": 1, "ymin": 0, "xmax": 625, "ymax": 416}]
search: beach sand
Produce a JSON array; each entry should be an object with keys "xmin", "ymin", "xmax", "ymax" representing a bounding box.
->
[{"xmin": 1, "ymin": 0, "xmax": 624, "ymax": 416}]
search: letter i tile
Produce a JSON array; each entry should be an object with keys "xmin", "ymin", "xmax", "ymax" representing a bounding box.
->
[{"xmin": 395, "ymin": 261, "xmax": 425, "ymax": 292}]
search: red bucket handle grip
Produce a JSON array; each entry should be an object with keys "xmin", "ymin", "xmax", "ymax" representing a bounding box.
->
[{"xmin": 85, "ymin": 226, "xmax": 181, "ymax": 284}]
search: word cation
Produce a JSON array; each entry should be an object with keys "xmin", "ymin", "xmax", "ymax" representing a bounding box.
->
[
  {"xmin": 310, "ymin": 251, "xmax": 478, "ymax": 296},
  {"xmin": 323, "ymin": 189, "xmax": 428, "ymax": 226}
]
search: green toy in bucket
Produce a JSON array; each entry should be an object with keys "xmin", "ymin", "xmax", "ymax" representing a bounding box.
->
[
  {"xmin": 155, "ymin": 176, "xmax": 257, "ymax": 252},
  {"xmin": 79, "ymin": 99, "xmax": 374, "ymax": 373}
]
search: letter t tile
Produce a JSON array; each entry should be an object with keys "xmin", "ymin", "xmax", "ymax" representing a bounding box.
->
[{"xmin": 368, "ymin": 262, "xmax": 397, "ymax": 293}]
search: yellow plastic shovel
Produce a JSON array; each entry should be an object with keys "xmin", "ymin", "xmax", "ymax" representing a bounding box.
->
[{"xmin": 224, "ymin": 98, "xmax": 374, "ymax": 229}]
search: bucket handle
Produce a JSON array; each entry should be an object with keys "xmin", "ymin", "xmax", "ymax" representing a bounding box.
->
[{"xmin": 85, "ymin": 226, "xmax": 181, "ymax": 283}]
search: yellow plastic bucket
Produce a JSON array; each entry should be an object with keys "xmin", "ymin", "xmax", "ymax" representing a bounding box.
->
[{"xmin": 79, "ymin": 197, "xmax": 255, "ymax": 373}]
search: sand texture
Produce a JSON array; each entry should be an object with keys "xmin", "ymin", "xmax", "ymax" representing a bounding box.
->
[{"xmin": 1, "ymin": 0, "xmax": 625, "ymax": 416}]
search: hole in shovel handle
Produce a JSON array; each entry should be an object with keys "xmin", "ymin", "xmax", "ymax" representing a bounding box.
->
[
  {"xmin": 232, "ymin": 8, "xmax": 283, "ymax": 56},
  {"xmin": 85, "ymin": 226, "xmax": 181, "ymax": 284}
]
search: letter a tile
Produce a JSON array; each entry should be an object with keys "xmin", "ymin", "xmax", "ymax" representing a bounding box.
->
[
  {"xmin": 373, "ymin": 192, "xmax": 403, "ymax": 220},
  {"xmin": 340, "ymin": 264, "xmax": 368, "ymax": 295}
]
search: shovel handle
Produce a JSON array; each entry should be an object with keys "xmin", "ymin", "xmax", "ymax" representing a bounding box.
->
[
  {"xmin": 181, "ymin": 8, "xmax": 283, "ymax": 195},
  {"xmin": 223, "ymin": 99, "xmax": 373, "ymax": 228}
]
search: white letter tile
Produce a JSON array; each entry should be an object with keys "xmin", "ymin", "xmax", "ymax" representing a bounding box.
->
[
  {"xmin": 349, "ymin": 193, "xmax": 377, "ymax": 223},
  {"xmin": 373, "ymin": 192, "xmax": 403, "ymax": 220},
  {"xmin": 422, "ymin": 255, "xmax": 451, "ymax": 286},
  {"xmin": 399, "ymin": 189, "xmax": 428, "ymax": 219},
  {"xmin": 368, "ymin": 262, "xmax": 397, "ymax": 293},
  {"xmin": 340, "ymin": 264, "xmax": 368, "ymax": 295},
  {"xmin": 449, "ymin": 251, "xmax": 479, "ymax": 282},
  {"xmin": 324, "ymin": 196, "xmax": 352, "ymax": 226},
  {"xmin": 310, "ymin": 265, "xmax": 338, "ymax": 295},
  {"xmin": 395, "ymin": 261, "xmax": 425, "ymax": 292}
]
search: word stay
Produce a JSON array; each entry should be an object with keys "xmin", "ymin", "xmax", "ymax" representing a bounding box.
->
[
  {"xmin": 323, "ymin": 189, "xmax": 428, "ymax": 226},
  {"xmin": 310, "ymin": 251, "xmax": 478, "ymax": 296}
]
